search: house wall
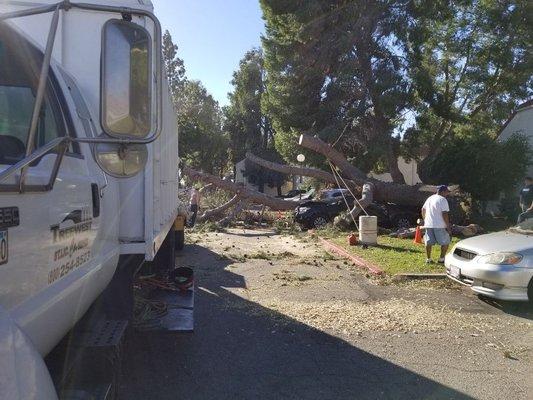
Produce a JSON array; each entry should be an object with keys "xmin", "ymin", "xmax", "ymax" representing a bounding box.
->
[
  {"xmin": 234, "ymin": 159, "xmax": 292, "ymax": 197},
  {"xmin": 497, "ymin": 105, "xmax": 533, "ymax": 178},
  {"xmin": 368, "ymin": 157, "xmax": 422, "ymax": 186},
  {"xmin": 487, "ymin": 104, "xmax": 533, "ymax": 216}
]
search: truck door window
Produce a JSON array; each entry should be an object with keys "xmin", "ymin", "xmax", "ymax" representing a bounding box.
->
[
  {"xmin": 0, "ymin": 24, "xmax": 66, "ymax": 165},
  {"xmin": 102, "ymin": 20, "xmax": 151, "ymax": 138}
]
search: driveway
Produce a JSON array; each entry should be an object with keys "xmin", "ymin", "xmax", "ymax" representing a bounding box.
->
[{"xmin": 119, "ymin": 229, "xmax": 533, "ymax": 400}]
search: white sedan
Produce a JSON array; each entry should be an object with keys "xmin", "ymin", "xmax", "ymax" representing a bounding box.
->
[{"xmin": 445, "ymin": 218, "xmax": 533, "ymax": 301}]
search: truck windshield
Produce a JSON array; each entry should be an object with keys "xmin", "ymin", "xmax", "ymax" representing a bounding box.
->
[{"xmin": 0, "ymin": 23, "xmax": 61, "ymax": 165}]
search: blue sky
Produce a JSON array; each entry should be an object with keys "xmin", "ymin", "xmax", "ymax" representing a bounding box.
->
[{"xmin": 153, "ymin": 0, "xmax": 265, "ymax": 107}]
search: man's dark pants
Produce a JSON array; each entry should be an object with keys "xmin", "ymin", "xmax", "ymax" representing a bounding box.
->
[{"xmin": 189, "ymin": 204, "xmax": 198, "ymax": 227}]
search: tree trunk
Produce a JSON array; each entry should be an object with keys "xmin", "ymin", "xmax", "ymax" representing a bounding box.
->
[
  {"xmin": 298, "ymin": 135, "xmax": 368, "ymax": 182},
  {"xmin": 386, "ymin": 141, "xmax": 406, "ymax": 184},
  {"xmin": 217, "ymin": 200, "xmax": 247, "ymax": 227},
  {"xmin": 182, "ymin": 166, "xmax": 297, "ymax": 210},
  {"xmin": 299, "ymin": 134, "xmax": 440, "ymax": 206},
  {"xmin": 246, "ymin": 151, "xmax": 338, "ymax": 186}
]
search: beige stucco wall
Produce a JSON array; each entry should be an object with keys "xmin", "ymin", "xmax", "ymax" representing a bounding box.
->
[
  {"xmin": 497, "ymin": 105, "xmax": 533, "ymax": 178},
  {"xmin": 234, "ymin": 159, "xmax": 292, "ymax": 197}
]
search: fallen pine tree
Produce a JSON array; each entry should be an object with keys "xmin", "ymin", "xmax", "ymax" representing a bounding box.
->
[{"xmin": 183, "ymin": 134, "xmax": 464, "ymax": 226}]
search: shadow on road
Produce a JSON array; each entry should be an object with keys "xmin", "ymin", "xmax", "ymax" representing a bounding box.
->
[
  {"xmin": 120, "ymin": 243, "xmax": 472, "ymax": 400},
  {"xmin": 478, "ymin": 295, "xmax": 533, "ymax": 321}
]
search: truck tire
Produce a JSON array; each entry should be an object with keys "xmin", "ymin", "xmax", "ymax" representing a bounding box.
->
[
  {"xmin": 528, "ymin": 278, "xmax": 533, "ymax": 302},
  {"xmin": 175, "ymin": 229, "xmax": 185, "ymax": 251}
]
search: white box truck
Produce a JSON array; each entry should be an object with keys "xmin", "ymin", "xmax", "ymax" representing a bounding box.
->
[{"xmin": 0, "ymin": 1, "xmax": 184, "ymax": 398}]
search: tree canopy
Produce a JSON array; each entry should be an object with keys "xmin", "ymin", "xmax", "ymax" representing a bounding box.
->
[
  {"xmin": 403, "ymin": 0, "xmax": 533, "ymax": 160},
  {"xmin": 224, "ymin": 48, "xmax": 286, "ymax": 193},
  {"xmin": 260, "ymin": 0, "xmax": 532, "ymax": 187}
]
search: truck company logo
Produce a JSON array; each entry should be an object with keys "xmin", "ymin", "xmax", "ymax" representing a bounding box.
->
[
  {"xmin": 48, "ymin": 208, "xmax": 93, "ymax": 285},
  {"xmin": 50, "ymin": 209, "xmax": 93, "ymax": 243}
]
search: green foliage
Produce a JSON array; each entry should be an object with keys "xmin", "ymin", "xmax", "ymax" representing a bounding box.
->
[
  {"xmin": 225, "ymin": 48, "xmax": 270, "ymax": 162},
  {"xmin": 420, "ymin": 134, "xmax": 531, "ymax": 201},
  {"xmin": 162, "ymin": 30, "xmax": 186, "ymax": 105},
  {"xmin": 260, "ymin": 0, "xmax": 412, "ymax": 181},
  {"xmin": 177, "ymin": 80, "xmax": 229, "ymax": 174},
  {"xmin": 225, "ymin": 48, "xmax": 287, "ymax": 191},
  {"xmin": 260, "ymin": 0, "xmax": 532, "ymax": 183},
  {"xmin": 162, "ymin": 31, "xmax": 229, "ymax": 175},
  {"xmin": 403, "ymin": 0, "xmax": 533, "ymax": 156}
]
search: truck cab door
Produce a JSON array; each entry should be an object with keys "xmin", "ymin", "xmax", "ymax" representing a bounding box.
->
[{"xmin": 0, "ymin": 23, "xmax": 102, "ymax": 355}]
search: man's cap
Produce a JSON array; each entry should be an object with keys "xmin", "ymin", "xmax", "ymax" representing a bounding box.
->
[{"xmin": 437, "ymin": 185, "xmax": 450, "ymax": 193}]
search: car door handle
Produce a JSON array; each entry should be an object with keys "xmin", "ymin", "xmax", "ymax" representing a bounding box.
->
[{"xmin": 91, "ymin": 183, "xmax": 100, "ymax": 218}]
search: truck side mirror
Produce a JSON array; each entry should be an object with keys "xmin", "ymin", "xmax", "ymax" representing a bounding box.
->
[{"xmin": 101, "ymin": 19, "xmax": 152, "ymax": 138}]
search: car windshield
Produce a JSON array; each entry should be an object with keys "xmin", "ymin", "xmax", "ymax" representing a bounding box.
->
[{"xmin": 509, "ymin": 218, "xmax": 533, "ymax": 235}]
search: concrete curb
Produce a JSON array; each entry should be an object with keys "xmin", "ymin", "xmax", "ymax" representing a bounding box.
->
[
  {"xmin": 393, "ymin": 273, "xmax": 447, "ymax": 282},
  {"xmin": 318, "ymin": 237, "xmax": 384, "ymax": 276}
]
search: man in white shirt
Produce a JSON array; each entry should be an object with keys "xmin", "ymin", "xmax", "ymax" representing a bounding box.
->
[{"xmin": 421, "ymin": 185, "xmax": 452, "ymax": 264}]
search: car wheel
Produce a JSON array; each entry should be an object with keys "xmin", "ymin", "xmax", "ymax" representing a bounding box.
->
[
  {"xmin": 313, "ymin": 216, "xmax": 328, "ymax": 229},
  {"xmin": 528, "ymin": 278, "xmax": 533, "ymax": 302}
]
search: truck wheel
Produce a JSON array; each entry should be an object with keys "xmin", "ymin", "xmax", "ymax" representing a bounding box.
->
[{"xmin": 175, "ymin": 229, "xmax": 185, "ymax": 250}]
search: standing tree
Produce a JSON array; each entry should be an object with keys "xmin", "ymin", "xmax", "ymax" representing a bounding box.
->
[
  {"xmin": 260, "ymin": 0, "xmax": 412, "ymax": 183},
  {"xmin": 162, "ymin": 30, "xmax": 186, "ymax": 108},
  {"xmin": 178, "ymin": 80, "xmax": 229, "ymax": 175},
  {"xmin": 162, "ymin": 30, "xmax": 229, "ymax": 176},
  {"xmin": 225, "ymin": 48, "xmax": 286, "ymax": 193}
]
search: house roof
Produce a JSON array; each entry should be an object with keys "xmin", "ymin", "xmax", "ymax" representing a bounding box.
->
[{"xmin": 497, "ymin": 99, "xmax": 533, "ymax": 139}]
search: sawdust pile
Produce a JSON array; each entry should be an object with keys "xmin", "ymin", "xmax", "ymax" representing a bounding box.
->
[{"xmin": 260, "ymin": 298, "xmax": 520, "ymax": 334}]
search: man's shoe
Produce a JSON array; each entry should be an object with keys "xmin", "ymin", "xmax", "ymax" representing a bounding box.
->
[
  {"xmin": 437, "ymin": 257, "xmax": 445, "ymax": 264},
  {"xmin": 425, "ymin": 259, "xmax": 434, "ymax": 264}
]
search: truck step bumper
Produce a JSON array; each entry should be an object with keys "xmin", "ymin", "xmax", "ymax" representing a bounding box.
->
[{"xmin": 149, "ymin": 286, "xmax": 194, "ymax": 332}]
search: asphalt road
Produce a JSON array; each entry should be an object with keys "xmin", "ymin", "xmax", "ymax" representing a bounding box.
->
[{"xmin": 119, "ymin": 229, "xmax": 533, "ymax": 400}]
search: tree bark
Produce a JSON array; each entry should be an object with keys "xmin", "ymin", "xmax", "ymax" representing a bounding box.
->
[
  {"xmin": 299, "ymin": 135, "xmax": 369, "ymax": 182},
  {"xmin": 182, "ymin": 166, "xmax": 297, "ymax": 210},
  {"xmin": 386, "ymin": 141, "xmax": 406, "ymax": 184},
  {"xmin": 197, "ymin": 194, "xmax": 241, "ymax": 222}
]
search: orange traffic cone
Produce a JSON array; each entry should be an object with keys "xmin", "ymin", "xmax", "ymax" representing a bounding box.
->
[{"xmin": 413, "ymin": 226, "xmax": 423, "ymax": 244}]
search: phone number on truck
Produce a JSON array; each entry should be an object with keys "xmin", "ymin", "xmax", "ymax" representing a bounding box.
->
[{"xmin": 48, "ymin": 250, "xmax": 91, "ymax": 284}]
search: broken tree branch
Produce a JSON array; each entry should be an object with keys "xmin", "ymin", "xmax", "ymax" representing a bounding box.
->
[
  {"xmin": 197, "ymin": 194, "xmax": 241, "ymax": 223},
  {"xmin": 182, "ymin": 166, "xmax": 297, "ymax": 211},
  {"xmin": 245, "ymin": 152, "xmax": 338, "ymax": 185}
]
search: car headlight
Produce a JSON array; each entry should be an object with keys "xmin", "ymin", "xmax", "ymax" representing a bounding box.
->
[
  {"xmin": 297, "ymin": 207, "xmax": 311, "ymax": 213},
  {"xmin": 477, "ymin": 252, "xmax": 523, "ymax": 265}
]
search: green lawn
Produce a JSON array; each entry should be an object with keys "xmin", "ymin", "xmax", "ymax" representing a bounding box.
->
[{"xmin": 325, "ymin": 234, "xmax": 461, "ymax": 275}]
